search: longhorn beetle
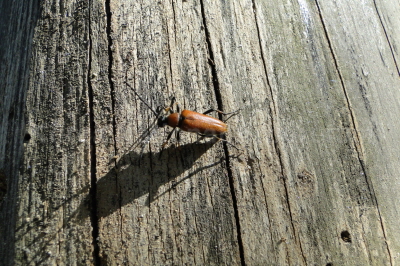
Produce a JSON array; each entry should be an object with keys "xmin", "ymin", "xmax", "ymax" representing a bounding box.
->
[{"xmin": 126, "ymin": 83, "xmax": 241, "ymax": 152}]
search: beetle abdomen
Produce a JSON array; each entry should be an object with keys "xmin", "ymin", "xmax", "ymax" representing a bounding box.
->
[{"xmin": 179, "ymin": 110, "xmax": 227, "ymax": 135}]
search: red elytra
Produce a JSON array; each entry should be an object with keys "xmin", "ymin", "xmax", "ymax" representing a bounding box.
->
[{"xmin": 162, "ymin": 110, "xmax": 227, "ymax": 136}]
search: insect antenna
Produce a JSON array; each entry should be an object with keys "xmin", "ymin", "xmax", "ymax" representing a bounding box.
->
[
  {"xmin": 126, "ymin": 83, "xmax": 159, "ymax": 117},
  {"xmin": 125, "ymin": 83, "xmax": 166, "ymax": 159}
]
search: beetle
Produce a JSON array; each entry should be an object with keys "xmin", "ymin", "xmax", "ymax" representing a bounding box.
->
[
  {"xmin": 156, "ymin": 102, "xmax": 239, "ymax": 145},
  {"xmin": 158, "ymin": 109, "xmax": 227, "ymax": 135},
  {"xmin": 126, "ymin": 83, "xmax": 240, "ymax": 151}
]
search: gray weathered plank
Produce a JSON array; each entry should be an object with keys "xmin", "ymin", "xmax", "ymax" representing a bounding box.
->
[
  {"xmin": 93, "ymin": 1, "xmax": 241, "ymax": 264},
  {"xmin": 0, "ymin": 0, "xmax": 41, "ymax": 264},
  {"xmin": 249, "ymin": 0, "xmax": 392, "ymax": 264},
  {"xmin": 10, "ymin": 1, "xmax": 95, "ymax": 264},
  {"xmin": 1, "ymin": 0, "xmax": 399, "ymax": 265},
  {"xmin": 317, "ymin": 0, "xmax": 400, "ymax": 264}
]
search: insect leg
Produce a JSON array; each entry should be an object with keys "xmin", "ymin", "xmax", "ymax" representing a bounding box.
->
[
  {"xmin": 213, "ymin": 135, "xmax": 243, "ymax": 152},
  {"xmin": 161, "ymin": 97, "xmax": 179, "ymax": 115},
  {"xmin": 202, "ymin": 108, "xmax": 241, "ymax": 122},
  {"xmin": 168, "ymin": 97, "xmax": 181, "ymax": 114},
  {"xmin": 167, "ymin": 97, "xmax": 176, "ymax": 113},
  {"xmin": 159, "ymin": 127, "xmax": 177, "ymax": 158},
  {"xmin": 195, "ymin": 133, "xmax": 206, "ymax": 143},
  {"xmin": 176, "ymin": 129, "xmax": 181, "ymax": 144},
  {"xmin": 162, "ymin": 127, "xmax": 176, "ymax": 149}
]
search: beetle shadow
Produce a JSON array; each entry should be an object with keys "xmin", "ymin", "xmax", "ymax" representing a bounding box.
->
[
  {"xmin": 15, "ymin": 140, "xmax": 222, "ymax": 258},
  {"xmin": 95, "ymin": 139, "xmax": 219, "ymax": 218}
]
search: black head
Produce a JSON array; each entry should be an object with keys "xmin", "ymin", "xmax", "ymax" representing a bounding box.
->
[{"xmin": 157, "ymin": 116, "xmax": 168, "ymax": 127}]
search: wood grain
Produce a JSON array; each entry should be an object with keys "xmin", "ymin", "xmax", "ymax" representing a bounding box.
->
[{"xmin": 1, "ymin": 0, "xmax": 399, "ymax": 265}]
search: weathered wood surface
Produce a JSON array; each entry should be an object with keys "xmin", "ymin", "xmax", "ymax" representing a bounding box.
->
[
  {"xmin": 1, "ymin": 0, "xmax": 400, "ymax": 265},
  {"xmin": 0, "ymin": 1, "xmax": 41, "ymax": 265}
]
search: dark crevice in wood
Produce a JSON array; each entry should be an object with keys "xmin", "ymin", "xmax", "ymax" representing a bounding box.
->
[
  {"xmin": 87, "ymin": 3, "xmax": 101, "ymax": 265},
  {"xmin": 105, "ymin": 0, "xmax": 117, "ymax": 153},
  {"xmin": 105, "ymin": 0, "xmax": 123, "ymax": 237},
  {"xmin": 222, "ymin": 143, "xmax": 245, "ymax": 265},
  {"xmin": 166, "ymin": 18, "xmax": 175, "ymax": 94},
  {"xmin": 314, "ymin": 1, "xmax": 393, "ymax": 264},
  {"xmin": 371, "ymin": 0, "xmax": 400, "ymax": 76},
  {"xmin": 250, "ymin": 1, "xmax": 307, "ymax": 264},
  {"xmin": 199, "ymin": 1, "xmax": 246, "ymax": 265}
]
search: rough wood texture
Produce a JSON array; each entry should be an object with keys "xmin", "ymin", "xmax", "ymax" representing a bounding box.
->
[
  {"xmin": 1, "ymin": 0, "xmax": 400, "ymax": 265},
  {"xmin": 0, "ymin": 1, "xmax": 40, "ymax": 264}
]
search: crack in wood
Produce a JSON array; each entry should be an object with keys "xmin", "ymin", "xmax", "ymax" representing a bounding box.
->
[
  {"xmin": 105, "ymin": 0, "xmax": 124, "ymax": 243},
  {"xmin": 315, "ymin": 1, "xmax": 393, "ymax": 264},
  {"xmin": 87, "ymin": 3, "xmax": 101, "ymax": 265},
  {"xmin": 250, "ymin": 0, "xmax": 308, "ymax": 264},
  {"xmin": 199, "ymin": 1, "xmax": 246, "ymax": 265},
  {"xmin": 371, "ymin": 1, "xmax": 400, "ymax": 76}
]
